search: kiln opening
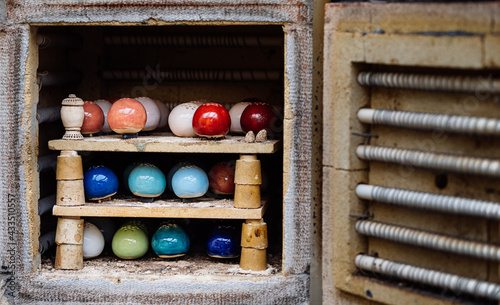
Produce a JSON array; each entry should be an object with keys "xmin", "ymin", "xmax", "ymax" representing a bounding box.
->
[{"xmin": 35, "ymin": 25, "xmax": 285, "ymax": 277}]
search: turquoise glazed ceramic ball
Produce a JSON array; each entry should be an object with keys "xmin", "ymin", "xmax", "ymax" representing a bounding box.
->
[
  {"xmin": 122, "ymin": 162, "xmax": 139, "ymax": 192},
  {"xmin": 128, "ymin": 163, "xmax": 166, "ymax": 198},
  {"xmin": 207, "ymin": 225, "xmax": 240, "ymax": 258},
  {"xmin": 151, "ymin": 222, "xmax": 190, "ymax": 258},
  {"xmin": 171, "ymin": 165, "xmax": 209, "ymax": 198},
  {"xmin": 111, "ymin": 221, "xmax": 149, "ymax": 259},
  {"xmin": 84, "ymin": 165, "xmax": 119, "ymax": 201},
  {"xmin": 166, "ymin": 161, "xmax": 193, "ymax": 192}
]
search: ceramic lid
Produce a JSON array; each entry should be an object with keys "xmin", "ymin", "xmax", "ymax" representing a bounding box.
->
[{"xmin": 62, "ymin": 94, "xmax": 84, "ymax": 106}]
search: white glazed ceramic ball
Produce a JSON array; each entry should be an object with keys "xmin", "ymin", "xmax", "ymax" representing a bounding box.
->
[
  {"xmin": 94, "ymin": 99, "xmax": 113, "ymax": 133},
  {"xmin": 135, "ymin": 97, "xmax": 161, "ymax": 132},
  {"xmin": 83, "ymin": 222, "xmax": 105, "ymax": 259},
  {"xmin": 168, "ymin": 101, "xmax": 203, "ymax": 137},
  {"xmin": 229, "ymin": 102, "xmax": 251, "ymax": 134},
  {"xmin": 154, "ymin": 99, "xmax": 170, "ymax": 129}
]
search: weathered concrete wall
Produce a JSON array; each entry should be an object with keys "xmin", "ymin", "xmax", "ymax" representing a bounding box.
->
[{"xmin": 0, "ymin": 1, "xmax": 315, "ymax": 304}]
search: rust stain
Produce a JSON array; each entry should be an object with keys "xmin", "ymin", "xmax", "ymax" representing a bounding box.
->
[{"xmin": 74, "ymin": 233, "xmax": 81, "ymax": 243}]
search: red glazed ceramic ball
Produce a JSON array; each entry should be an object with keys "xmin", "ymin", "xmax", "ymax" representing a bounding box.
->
[
  {"xmin": 107, "ymin": 98, "xmax": 147, "ymax": 134},
  {"xmin": 240, "ymin": 102, "xmax": 279, "ymax": 135},
  {"xmin": 81, "ymin": 101, "xmax": 104, "ymax": 135},
  {"xmin": 208, "ymin": 161, "xmax": 235, "ymax": 195},
  {"xmin": 192, "ymin": 103, "xmax": 231, "ymax": 138}
]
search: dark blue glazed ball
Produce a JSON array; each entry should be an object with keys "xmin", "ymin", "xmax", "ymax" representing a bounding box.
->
[
  {"xmin": 207, "ymin": 225, "xmax": 240, "ymax": 258},
  {"xmin": 84, "ymin": 165, "xmax": 119, "ymax": 201}
]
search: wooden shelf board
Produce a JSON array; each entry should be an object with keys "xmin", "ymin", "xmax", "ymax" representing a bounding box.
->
[
  {"xmin": 48, "ymin": 132, "xmax": 281, "ymax": 154},
  {"xmin": 52, "ymin": 197, "xmax": 268, "ymax": 219}
]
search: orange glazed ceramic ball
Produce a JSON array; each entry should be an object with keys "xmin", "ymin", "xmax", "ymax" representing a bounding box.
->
[{"xmin": 107, "ymin": 98, "xmax": 147, "ymax": 134}]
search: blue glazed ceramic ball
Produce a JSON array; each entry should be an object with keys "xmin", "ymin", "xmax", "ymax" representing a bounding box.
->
[
  {"xmin": 166, "ymin": 161, "xmax": 193, "ymax": 192},
  {"xmin": 128, "ymin": 163, "xmax": 166, "ymax": 198},
  {"xmin": 151, "ymin": 223, "xmax": 190, "ymax": 258},
  {"xmin": 84, "ymin": 165, "xmax": 119, "ymax": 201},
  {"xmin": 207, "ymin": 225, "xmax": 240, "ymax": 258},
  {"xmin": 122, "ymin": 162, "xmax": 139, "ymax": 192},
  {"xmin": 171, "ymin": 165, "xmax": 209, "ymax": 198}
]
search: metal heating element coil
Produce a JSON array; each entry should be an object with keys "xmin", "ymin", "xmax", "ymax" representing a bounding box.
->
[
  {"xmin": 355, "ymin": 255, "xmax": 500, "ymax": 301},
  {"xmin": 355, "ymin": 220, "xmax": 500, "ymax": 261},
  {"xmin": 357, "ymin": 108, "xmax": 500, "ymax": 137},
  {"xmin": 102, "ymin": 69, "xmax": 281, "ymax": 82},
  {"xmin": 357, "ymin": 71, "xmax": 500, "ymax": 95},
  {"xmin": 355, "ymin": 184, "xmax": 500, "ymax": 220},
  {"xmin": 356, "ymin": 145, "xmax": 500, "ymax": 178}
]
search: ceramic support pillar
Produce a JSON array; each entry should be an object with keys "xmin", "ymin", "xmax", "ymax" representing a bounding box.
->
[
  {"xmin": 54, "ymin": 217, "xmax": 84, "ymax": 269},
  {"xmin": 240, "ymin": 219, "xmax": 268, "ymax": 271},
  {"xmin": 55, "ymin": 150, "xmax": 85, "ymax": 270},
  {"xmin": 234, "ymin": 154, "xmax": 261, "ymax": 208}
]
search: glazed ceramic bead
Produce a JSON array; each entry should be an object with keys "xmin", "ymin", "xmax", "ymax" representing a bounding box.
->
[
  {"xmin": 128, "ymin": 163, "xmax": 166, "ymax": 198},
  {"xmin": 111, "ymin": 221, "xmax": 149, "ymax": 259},
  {"xmin": 83, "ymin": 222, "xmax": 105, "ymax": 259},
  {"xmin": 207, "ymin": 225, "xmax": 240, "ymax": 258},
  {"xmin": 208, "ymin": 161, "xmax": 236, "ymax": 195},
  {"xmin": 94, "ymin": 99, "xmax": 113, "ymax": 133},
  {"xmin": 229, "ymin": 101, "xmax": 252, "ymax": 134},
  {"xmin": 168, "ymin": 101, "xmax": 203, "ymax": 137},
  {"xmin": 81, "ymin": 101, "xmax": 104, "ymax": 135},
  {"xmin": 135, "ymin": 97, "xmax": 161, "ymax": 132},
  {"xmin": 151, "ymin": 222, "xmax": 190, "ymax": 258},
  {"xmin": 171, "ymin": 165, "xmax": 209, "ymax": 198},
  {"xmin": 83, "ymin": 165, "xmax": 119, "ymax": 201},
  {"xmin": 154, "ymin": 99, "xmax": 170, "ymax": 130},
  {"xmin": 107, "ymin": 98, "xmax": 147, "ymax": 134},
  {"xmin": 192, "ymin": 103, "xmax": 231, "ymax": 138}
]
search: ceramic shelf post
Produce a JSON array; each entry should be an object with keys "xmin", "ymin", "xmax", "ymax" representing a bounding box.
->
[
  {"xmin": 240, "ymin": 219, "xmax": 268, "ymax": 271},
  {"xmin": 234, "ymin": 154, "xmax": 261, "ymax": 208},
  {"xmin": 55, "ymin": 151, "xmax": 85, "ymax": 206},
  {"xmin": 55, "ymin": 150, "xmax": 85, "ymax": 270},
  {"xmin": 55, "ymin": 217, "xmax": 84, "ymax": 269}
]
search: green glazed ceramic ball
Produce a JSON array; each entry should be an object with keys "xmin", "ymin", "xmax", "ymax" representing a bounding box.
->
[{"xmin": 111, "ymin": 223, "xmax": 149, "ymax": 259}]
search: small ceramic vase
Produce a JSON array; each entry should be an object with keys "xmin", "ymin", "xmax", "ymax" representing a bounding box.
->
[
  {"xmin": 168, "ymin": 101, "xmax": 203, "ymax": 137},
  {"xmin": 83, "ymin": 221, "xmax": 105, "ymax": 259},
  {"xmin": 206, "ymin": 224, "xmax": 240, "ymax": 258},
  {"xmin": 151, "ymin": 222, "xmax": 190, "ymax": 258},
  {"xmin": 83, "ymin": 165, "xmax": 119, "ymax": 201},
  {"xmin": 111, "ymin": 220, "xmax": 149, "ymax": 259},
  {"xmin": 154, "ymin": 99, "xmax": 170, "ymax": 130},
  {"xmin": 60, "ymin": 94, "xmax": 84, "ymax": 140},
  {"xmin": 81, "ymin": 101, "xmax": 104, "ymax": 136},
  {"xmin": 192, "ymin": 103, "xmax": 231, "ymax": 138},
  {"xmin": 128, "ymin": 163, "xmax": 166, "ymax": 199},
  {"xmin": 135, "ymin": 97, "xmax": 161, "ymax": 132},
  {"xmin": 94, "ymin": 99, "xmax": 113, "ymax": 133},
  {"xmin": 107, "ymin": 98, "xmax": 147, "ymax": 134},
  {"xmin": 171, "ymin": 165, "xmax": 209, "ymax": 199},
  {"xmin": 229, "ymin": 101, "xmax": 252, "ymax": 134},
  {"xmin": 208, "ymin": 161, "xmax": 236, "ymax": 195}
]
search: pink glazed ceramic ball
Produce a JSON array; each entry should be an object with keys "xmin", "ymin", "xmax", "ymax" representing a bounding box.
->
[
  {"xmin": 81, "ymin": 101, "xmax": 104, "ymax": 135},
  {"xmin": 108, "ymin": 98, "xmax": 147, "ymax": 134},
  {"xmin": 94, "ymin": 99, "xmax": 113, "ymax": 133}
]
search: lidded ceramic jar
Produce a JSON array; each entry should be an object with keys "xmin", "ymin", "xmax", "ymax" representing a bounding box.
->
[
  {"xmin": 81, "ymin": 101, "xmax": 104, "ymax": 136},
  {"xmin": 60, "ymin": 94, "xmax": 85, "ymax": 140},
  {"xmin": 135, "ymin": 97, "xmax": 161, "ymax": 132},
  {"xmin": 151, "ymin": 221, "xmax": 190, "ymax": 258},
  {"xmin": 83, "ymin": 221, "xmax": 105, "ymax": 259},
  {"xmin": 128, "ymin": 163, "xmax": 166, "ymax": 199},
  {"xmin": 171, "ymin": 165, "xmax": 209, "ymax": 199},
  {"xmin": 206, "ymin": 224, "xmax": 240, "ymax": 258},
  {"xmin": 168, "ymin": 101, "xmax": 204, "ymax": 137},
  {"xmin": 111, "ymin": 220, "xmax": 149, "ymax": 259}
]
